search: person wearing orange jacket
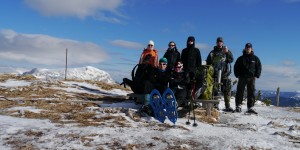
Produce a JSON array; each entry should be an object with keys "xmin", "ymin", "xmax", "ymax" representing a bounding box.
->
[{"xmin": 139, "ymin": 40, "xmax": 159, "ymax": 68}]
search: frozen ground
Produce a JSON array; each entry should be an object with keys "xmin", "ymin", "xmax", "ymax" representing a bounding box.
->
[{"xmin": 0, "ymin": 76, "xmax": 299, "ymax": 150}]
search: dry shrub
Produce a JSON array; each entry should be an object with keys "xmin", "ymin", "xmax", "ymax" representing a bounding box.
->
[
  {"xmin": 193, "ymin": 108, "xmax": 220, "ymax": 123},
  {"xmin": 65, "ymin": 78, "xmax": 131, "ymax": 91},
  {"xmin": 24, "ymin": 130, "xmax": 43, "ymax": 137},
  {"xmin": 0, "ymin": 74, "xmax": 36, "ymax": 82},
  {"xmin": 0, "ymin": 86, "xmax": 66, "ymax": 100},
  {"xmin": 126, "ymin": 144, "xmax": 142, "ymax": 150},
  {"xmin": 291, "ymin": 107, "xmax": 300, "ymax": 113},
  {"xmin": 0, "ymin": 100, "xmax": 18, "ymax": 109},
  {"xmin": 24, "ymin": 110, "xmax": 61, "ymax": 123}
]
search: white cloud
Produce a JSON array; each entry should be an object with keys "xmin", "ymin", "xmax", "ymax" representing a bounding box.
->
[
  {"xmin": 195, "ymin": 43, "xmax": 211, "ymax": 53},
  {"xmin": 0, "ymin": 29, "xmax": 107, "ymax": 66},
  {"xmin": 24, "ymin": 0, "xmax": 126, "ymax": 23},
  {"xmin": 257, "ymin": 64, "xmax": 300, "ymax": 91},
  {"xmin": 110, "ymin": 40, "xmax": 144, "ymax": 50}
]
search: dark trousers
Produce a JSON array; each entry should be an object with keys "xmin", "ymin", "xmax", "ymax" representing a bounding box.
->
[
  {"xmin": 235, "ymin": 77, "xmax": 256, "ymax": 109},
  {"xmin": 171, "ymin": 88, "xmax": 187, "ymax": 107},
  {"xmin": 213, "ymin": 78, "xmax": 232, "ymax": 108}
]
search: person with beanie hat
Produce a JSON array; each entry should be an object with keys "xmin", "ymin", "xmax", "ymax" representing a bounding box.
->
[
  {"xmin": 139, "ymin": 40, "xmax": 159, "ymax": 68},
  {"xmin": 159, "ymin": 57, "xmax": 168, "ymax": 64},
  {"xmin": 234, "ymin": 42, "xmax": 262, "ymax": 114},
  {"xmin": 163, "ymin": 41, "xmax": 181, "ymax": 71},
  {"xmin": 150, "ymin": 57, "xmax": 171, "ymax": 94},
  {"xmin": 181, "ymin": 36, "xmax": 202, "ymax": 99},
  {"xmin": 206, "ymin": 36, "xmax": 234, "ymax": 111}
]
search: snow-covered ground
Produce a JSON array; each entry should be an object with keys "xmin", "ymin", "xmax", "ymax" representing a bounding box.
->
[{"xmin": 0, "ymin": 74, "xmax": 299, "ymax": 149}]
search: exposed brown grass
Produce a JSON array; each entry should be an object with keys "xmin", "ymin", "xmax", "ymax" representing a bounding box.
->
[
  {"xmin": 0, "ymin": 74, "xmax": 37, "ymax": 82},
  {"xmin": 0, "ymin": 73, "xmax": 220, "ymax": 129},
  {"xmin": 186, "ymin": 108, "xmax": 220, "ymax": 124},
  {"xmin": 65, "ymin": 78, "xmax": 131, "ymax": 91}
]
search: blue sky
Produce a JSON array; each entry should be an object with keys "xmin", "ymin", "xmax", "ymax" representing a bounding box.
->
[{"xmin": 0, "ymin": 0, "xmax": 299, "ymax": 91}]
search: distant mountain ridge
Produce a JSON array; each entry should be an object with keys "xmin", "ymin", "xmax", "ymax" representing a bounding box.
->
[
  {"xmin": 22, "ymin": 66, "xmax": 115, "ymax": 84},
  {"xmin": 260, "ymin": 90, "xmax": 300, "ymax": 107}
]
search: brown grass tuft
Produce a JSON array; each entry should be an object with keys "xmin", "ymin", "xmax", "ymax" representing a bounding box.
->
[{"xmin": 0, "ymin": 74, "xmax": 36, "ymax": 82}]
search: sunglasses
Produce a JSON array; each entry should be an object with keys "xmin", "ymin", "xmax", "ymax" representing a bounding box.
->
[
  {"xmin": 169, "ymin": 45, "xmax": 175, "ymax": 46},
  {"xmin": 159, "ymin": 63, "xmax": 167, "ymax": 66},
  {"xmin": 148, "ymin": 44, "xmax": 153, "ymax": 46},
  {"xmin": 175, "ymin": 66, "xmax": 182, "ymax": 68}
]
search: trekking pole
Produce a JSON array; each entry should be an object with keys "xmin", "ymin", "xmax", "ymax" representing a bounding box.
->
[
  {"xmin": 186, "ymin": 80, "xmax": 198, "ymax": 126},
  {"xmin": 191, "ymin": 86, "xmax": 198, "ymax": 127},
  {"xmin": 185, "ymin": 98, "xmax": 191, "ymax": 125}
]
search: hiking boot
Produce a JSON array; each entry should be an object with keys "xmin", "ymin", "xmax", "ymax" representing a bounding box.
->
[
  {"xmin": 140, "ymin": 105, "xmax": 154, "ymax": 117},
  {"xmin": 246, "ymin": 108, "xmax": 258, "ymax": 114},
  {"xmin": 224, "ymin": 107, "xmax": 234, "ymax": 112},
  {"xmin": 214, "ymin": 104, "xmax": 219, "ymax": 110},
  {"xmin": 235, "ymin": 107, "xmax": 242, "ymax": 113}
]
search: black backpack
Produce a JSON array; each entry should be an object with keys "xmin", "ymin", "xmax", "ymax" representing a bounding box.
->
[
  {"xmin": 131, "ymin": 64, "xmax": 151, "ymax": 84},
  {"xmin": 121, "ymin": 63, "xmax": 153, "ymax": 94}
]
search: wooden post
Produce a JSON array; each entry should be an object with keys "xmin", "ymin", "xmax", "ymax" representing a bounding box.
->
[
  {"xmin": 276, "ymin": 87, "xmax": 280, "ymax": 107},
  {"xmin": 65, "ymin": 48, "xmax": 68, "ymax": 80}
]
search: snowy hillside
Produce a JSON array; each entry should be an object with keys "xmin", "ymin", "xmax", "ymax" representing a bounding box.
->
[
  {"xmin": 22, "ymin": 66, "xmax": 115, "ymax": 84},
  {"xmin": 0, "ymin": 74, "xmax": 299, "ymax": 149},
  {"xmin": 261, "ymin": 90, "xmax": 300, "ymax": 107}
]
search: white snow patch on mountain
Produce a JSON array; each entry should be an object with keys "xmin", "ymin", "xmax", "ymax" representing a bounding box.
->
[{"xmin": 22, "ymin": 66, "xmax": 115, "ymax": 84}]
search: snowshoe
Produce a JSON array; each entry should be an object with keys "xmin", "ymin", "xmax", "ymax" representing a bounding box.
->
[
  {"xmin": 150, "ymin": 89, "xmax": 166, "ymax": 123},
  {"xmin": 162, "ymin": 88, "xmax": 178, "ymax": 124}
]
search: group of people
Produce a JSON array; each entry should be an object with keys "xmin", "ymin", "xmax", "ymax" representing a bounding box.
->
[{"xmin": 123, "ymin": 36, "xmax": 262, "ymax": 115}]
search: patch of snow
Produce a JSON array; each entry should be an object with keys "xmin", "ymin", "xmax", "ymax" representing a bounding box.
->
[
  {"xmin": 0, "ymin": 79, "xmax": 32, "ymax": 87},
  {"xmin": 23, "ymin": 66, "xmax": 115, "ymax": 84}
]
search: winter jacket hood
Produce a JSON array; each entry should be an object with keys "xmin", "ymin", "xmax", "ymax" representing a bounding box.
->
[{"xmin": 186, "ymin": 36, "xmax": 195, "ymax": 48}]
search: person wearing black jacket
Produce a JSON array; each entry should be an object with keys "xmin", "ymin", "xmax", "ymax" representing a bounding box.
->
[
  {"xmin": 181, "ymin": 36, "xmax": 202, "ymax": 75},
  {"xmin": 234, "ymin": 43, "xmax": 262, "ymax": 114},
  {"xmin": 163, "ymin": 41, "xmax": 181, "ymax": 71},
  {"xmin": 181, "ymin": 36, "xmax": 201, "ymax": 99},
  {"xmin": 169, "ymin": 61, "xmax": 190, "ymax": 108}
]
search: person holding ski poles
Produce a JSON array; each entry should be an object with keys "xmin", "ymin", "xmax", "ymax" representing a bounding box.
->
[
  {"xmin": 206, "ymin": 37, "xmax": 234, "ymax": 111},
  {"xmin": 234, "ymin": 43, "xmax": 262, "ymax": 114}
]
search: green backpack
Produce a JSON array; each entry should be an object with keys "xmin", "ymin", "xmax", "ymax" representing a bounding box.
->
[{"xmin": 194, "ymin": 65, "xmax": 214, "ymax": 100}]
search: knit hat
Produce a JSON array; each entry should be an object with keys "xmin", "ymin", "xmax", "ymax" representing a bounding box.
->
[
  {"xmin": 245, "ymin": 43, "xmax": 252, "ymax": 48},
  {"xmin": 217, "ymin": 37, "xmax": 223, "ymax": 42},
  {"xmin": 148, "ymin": 40, "xmax": 154, "ymax": 46},
  {"xmin": 159, "ymin": 57, "xmax": 168, "ymax": 64}
]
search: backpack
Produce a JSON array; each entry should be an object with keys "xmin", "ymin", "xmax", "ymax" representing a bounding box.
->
[
  {"xmin": 194, "ymin": 65, "xmax": 214, "ymax": 100},
  {"xmin": 130, "ymin": 63, "xmax": 153, "ymax": 94},
  {"xmin": 212, "ymin": 52, "xmax": 231, "ymax": 79}
]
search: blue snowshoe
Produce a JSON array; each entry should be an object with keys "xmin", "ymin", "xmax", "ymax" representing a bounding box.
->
[
  {"xmin": 162, "ymin": 88, "xmax": 178, "ymax": 124},
  {"xmin": 150, "ymin": 89, "xmax": 166, "ymax": 123}
]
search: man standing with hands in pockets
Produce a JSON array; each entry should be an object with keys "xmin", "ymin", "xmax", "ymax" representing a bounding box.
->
[{"xmin": 234, "ymin": 43, "xmax": 262, "ymax": 114}]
